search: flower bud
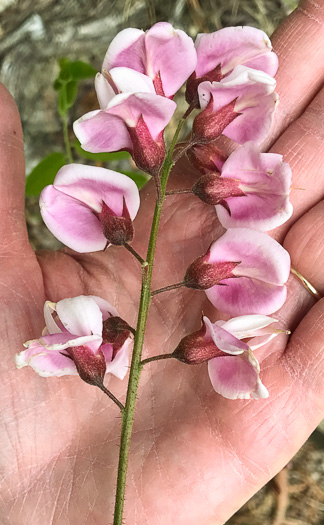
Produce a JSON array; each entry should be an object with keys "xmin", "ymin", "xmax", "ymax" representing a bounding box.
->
[
  {"xmin": 185, "ymin": 65, "xmax": 223, "ymax": 109},
  {"xmin": 173, "ymin": 320, "xmax": 222, "ymax": 364},
  {"xmin": 192, "ymin": 173, "xmax": 245, "ymax": 206},
  {"xmin": 127, "ymin": 115, "xmax": 165, "ymax": 177},
  {"xmin": 64, "ymin": 345, "xmax": 107, "ymax": 386},
  {"xmin": 98, "ymin": 197, "xmax": 134, "ymax": 246},
  {"xmin": 184, "ymin": 246, "xmax": 240, "ymax": 290},
  {"xmin": 102, "ymin": 316, "xmax": 133, "ymax": 359},
  {"xmin": 193, "ymin": 98, "xmax": 240, "ymax": 143},
  {"xmin": 187, "ymin": 142, "xmax": 227, "ymax": 173}
]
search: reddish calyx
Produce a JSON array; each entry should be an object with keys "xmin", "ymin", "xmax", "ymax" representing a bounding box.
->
[
  {"xmin": 192, "ymin": 173, "xmax": 246, "ymax": 208},
  {"xmin": 98, "ymin": 198, "xmax": 134, "ymax": 246},
  {"xmin": 184, "ymin": 247, "xmax": 240, "ymax": 290}
]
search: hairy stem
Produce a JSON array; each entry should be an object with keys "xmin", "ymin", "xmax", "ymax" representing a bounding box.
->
[
  {"xmin": 166, "ymin": 188, "xmax": 193, "ymax": 196},
  {"xmin": 113, "ymin": 118, "xmax": 185, "ymax": 525},
  {"xmin": 140, "ymin": 353, "xmax": 175, "ymax": 367},
  {"xmin": 151, "ymin": 281, "xmax": 185, "ymax": 296},
  {"xmin": 124, "ymin": 243, "xmax": 146, "ymax": 265},
  {"xmin": 97, "ymin": 383, "xmax": 125, "ymax": 413}
]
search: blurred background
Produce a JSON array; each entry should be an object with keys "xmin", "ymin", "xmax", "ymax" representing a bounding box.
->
[{"xmin": 1, "ymin": 0, "xmax": 324, "ymax": 523}]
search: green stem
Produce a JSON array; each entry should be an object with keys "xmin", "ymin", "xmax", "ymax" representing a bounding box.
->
[
  {"xmin": 62, "ymin": 113, "xmax": 73, "ymax": 164},
  {"xmin": 112, "ymin": 118, "xmax": 185, "ymax": 525}
]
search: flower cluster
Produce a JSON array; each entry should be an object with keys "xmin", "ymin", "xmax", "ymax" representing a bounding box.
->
[{"xmin": 17, "ymin": 22, "xmax": 293, "ymax": 401}]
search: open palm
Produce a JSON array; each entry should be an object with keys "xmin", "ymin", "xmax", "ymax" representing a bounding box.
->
[{"xmin": 1, "ymin": 2, "xmax": 324, "ymax": 523}]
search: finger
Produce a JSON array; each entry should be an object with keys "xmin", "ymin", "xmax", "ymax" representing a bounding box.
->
[
  {"xmin": 264, "ymin": 0, "xmax": 324, "ymax": 148},
  {"xmin": 0, "ymin": 83, "xmax": 28, "ymax": 254},
  {"xmin": 284, "ymin": 200, "xmax": 324, "ymax": 294}
]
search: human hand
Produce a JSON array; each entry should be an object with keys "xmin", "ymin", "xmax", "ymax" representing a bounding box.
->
[{"xmin": 1, "ymin": 1, "xmax": 324, "ymax": 523}]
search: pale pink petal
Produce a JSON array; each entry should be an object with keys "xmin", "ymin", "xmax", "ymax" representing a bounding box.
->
[
  {"xmin": 209, "ymin": 228, "xmax": 291, "ymax": 286},
  {"xmin": 198, "ymin": 66, "xmax": 278, "ymax": 144},
  {"xmin": 144, "ymin": 22, "xmax": 196, "ymax": 97},
  {"xmin": 109, "ymin": 67, "xmax": 155, "ymax": 96},
  {"xmin": 221, "ymin": 315, "xmax": 278, "ymax": 339},
  {"xmin": 89, "ymin": 296, "xmax": 119, "ymax": 320},
  {"xmin": 101, "ymin": 338, "xmax": 131, "ymax": 380},
  {"xmin": 206, "ymin": 276, "xmax": 287, "ymax": 315},
  {"xmin": 53, "ymin": 164, "xmax": 140, "ymax": 219},
  {"xmin": 216, "ymin": 142, "xmax": 293, "ymax": 230},
  {"xmin": 208, "ymin": 354, "xmax": 259, "ymax": 400},
  {"xmin": 35, "ymin": 332, "xmax": 103, "ymax": 352},
  {"xmin": 40, "ymin": 185, "xmax": 107, "ymax": 253},
  {"xmin": 195, "ymin": 27, "xmax": 278, "ymax": 77},
  {"xmin": 56, "ymin": 296, "xmax": 103, "ymax": 337},
  {"xmin": 95, "ymin": 73, "xmax": 116, "ymax": 109},
  {"xmin": 107, "ymin": 93, "xmax": 176, "ymax": 141},
  {"xmin": 203, "ymin": 316, "xmax": 248, "ymax": 355},
  {"xmin": 248, "ymin": 332, "xmax": 282, "ymax": 350},
  {"xmin": 15, "ymin": 341, "xmax": 78, "ymax": 377},
  {"xmin": 73, "ymin": 109, "xmax": 132, "ymax": 153},
  {"xmin": 102, "ymin": 28, "xmax": 145, "ymax": 73}
]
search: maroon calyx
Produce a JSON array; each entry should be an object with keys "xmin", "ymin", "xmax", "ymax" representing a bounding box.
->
[
  {"xmin": 127, "ymin": 115, "xmax": 165, "ymax": 177},
  {"xmin": 102, "ymin": 316, "xmax": 133, "ymax": 359},
  {"xmin": 184, "ymin": 246, "xmax": 240, "ymax": 290},
  {"xmin": 192, "ymin": 173, "xmax": 246, "ymax": 207},
  {"xmin": 153, "ymin": 71, "xmax": 166, "ymax": 97},
  {"xmin": 185, "ymin": 65, "xmax": 223, "ymax": 108},
  {"xmin": 173, "ymin": 320, "xmax": 222, "ymax": 365},
  {"xmin": 193, "ymin": 97, "xmax": 240, "ymax": 143},
  {"xmin": 62, "ymin": 345, "xmax": 106, "ymax": 386},
  {"xmin": 187, "ymin": 142, "xmax": 227, "ymax": 174},
  {"xmin": 98, "ymin": 197, "xmax": 134, "ymax": 246}
]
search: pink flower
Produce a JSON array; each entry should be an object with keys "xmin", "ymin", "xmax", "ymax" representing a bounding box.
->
[
  {"xmin": 73, "ymin": 93, "xmax": 176, "ymax": 175},
  {"xmin": 174, "ymin": 314, "xmax": 286, "ymax": 399},
  {"xmin": 101, "ymin": 22, "xmax": 197, "ymax": 98},
  {"xmin": 40, "ymin": 164, "xmax": 140, "ymax": 253},
  {"xmin": 194, "ymin": 65, "xmax": 278, "ymax": 144},
  {"xmin": 186, "ymin": 26, "xmax": 278, "ymax": 107},
  {"xmin": 15, "ymin": 296, "xmax": 132, "ymax": 382},
  {"xmin": 192, "ymin": 142, "xmax": 293, "ymax": 231},
  {"xmin": 184, "ymin": 228, "xmax": 290, "ymax": 315}
]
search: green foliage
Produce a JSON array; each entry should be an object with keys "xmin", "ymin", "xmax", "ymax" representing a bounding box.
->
[
  {"xmin": 121, "ymin": 171, "xmax": 149, "ymax": 190},
  {"xmin": 54, "ymin": 58, "xmax": 97, "ymax": 116},
  {"xmin": 25, "ymin": 153, "xmax": 66, "ymax": 196}
]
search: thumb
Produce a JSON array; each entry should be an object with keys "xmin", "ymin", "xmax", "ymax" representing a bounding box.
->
[{"xmin": 0, "ymin": 83, "xmax": 28, "ymax": 254}]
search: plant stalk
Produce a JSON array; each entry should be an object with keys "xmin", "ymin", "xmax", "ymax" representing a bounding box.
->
[{"xmin": 112, "ymin": 118, "xmax": 185, "ymax": 525}]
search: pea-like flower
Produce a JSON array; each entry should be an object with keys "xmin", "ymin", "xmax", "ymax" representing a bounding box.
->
[
  {"xmin": 186, "ymin": 26, "xmax": 278, "ymax": 107},
  {"xmin": 39, "ymin": 164, "xmax": 140, "ymax": 253},
  {"xmin": 184, "ymin": 228, "xmax": 291, "ymax": 316},
  {"xmin": 191, "ymin": 142, "xmax": 293, "ymax": 231},
  {"xmin": 15, "ymin": 296, "xmax": 133, "ymax": 383},
  {"xmin": 101, "ymin": 22, "xmax": 197, "ymax": 98},
  {"xmin": 174, "ymin": 314, "xmax": 287, "ymax": 399}
]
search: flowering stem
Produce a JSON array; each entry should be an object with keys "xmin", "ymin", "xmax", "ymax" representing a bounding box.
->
[
  {"xmin": 112, "ymin": 117, "xmax": 185, "ymax": 525},
  {"xmin": 124, "ymin": 243, "xmax": 146, "ymax": 265},
  {"xmin": 97, "ymin": 383, "xmax": 125, "ymax": 412},
  {"xmin": 151, "ymin": 281, "xmax": 185, "ymax": 296},
  {"xmin": 172, "ymin": 139, "xmax": 197, "ymax": 164},
  {"xmin": 140, "ymin": 353, "xmax": 175, "ymax": 367}
]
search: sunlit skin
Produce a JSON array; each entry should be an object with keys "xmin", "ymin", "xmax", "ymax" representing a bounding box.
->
[{"xmin": 1, "ymin": 1, "xmax": 324, "ymax": 523}]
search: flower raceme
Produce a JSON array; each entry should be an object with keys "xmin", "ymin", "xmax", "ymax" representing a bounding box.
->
[
  {"xmin": 184, "ymin": 228, "xmax": 291, "ymax": 316},
  {"xmin": 173, "ymin": 315, "xmax": 287, "ymax": 399},
  {"xmin": 186, "ymin": 25, "xmax": 278, "ymax": 108},
  {"xmin": 191, "ymin": 142, "xmax": 293, "ymax": 231},
  {"xmin": 15, "ymin": 296, "xmax": 132, "ymax": 383},
  {"xmin": 39, "ymin": 164, "xmax": 140, "ymax": 252}
]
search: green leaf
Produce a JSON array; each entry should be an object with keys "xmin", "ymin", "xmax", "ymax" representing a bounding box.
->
[
  {"xmin": 58, "ymin": 85, "xmax": 68, "ymax": 117},
  {"xmin": 58, "ymin": 57, "xmax": 72, "ymax": 82},
  {"xmin": 121, "ymin": 171, "xmax": 150, "ymax": 189},
  {"xmin": 65, "ymin": 80, "xmax": 78, "ymax": 108},
  {"xmin": 73, "ymin": 141, "xmax": 130, "ymax": 162},
  {"xmin": 25, "ymin": 153, "xmax": 66, "ymax": 196},
  {"xmin": 70, "ymin": 60, "xmax": 97, "ymax": 80}
]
